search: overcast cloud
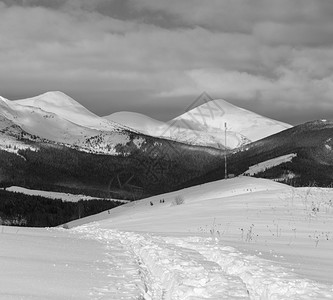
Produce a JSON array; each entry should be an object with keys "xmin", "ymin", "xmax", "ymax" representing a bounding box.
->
[{"xmin": 1, "ymin": 0, "xmax": 333, "ymax": 124}]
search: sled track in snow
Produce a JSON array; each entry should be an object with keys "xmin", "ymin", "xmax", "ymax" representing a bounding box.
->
[{"xmin": 71, "ymin": 224, "xmax": 333, "ymax": 300}]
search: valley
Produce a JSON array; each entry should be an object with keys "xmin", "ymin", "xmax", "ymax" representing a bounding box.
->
[
  {"xmin": 1, "ymin": 91, "xmax": 333, "ymax": 298},
  {"xmin": 2, "ymin": 91, "xmax": 332, "ymax": 202}
]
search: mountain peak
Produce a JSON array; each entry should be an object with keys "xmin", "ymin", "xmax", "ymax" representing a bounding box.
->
[
  {"xmin": 174, "ymin": 97, "xmax": 291, "ymax": 128},
  {"xmin": 15, "ymin": 91, "xmax": 83, "ymax": 109},
  {"xmin": 186, "ymin": 98, "xmax": 263, "ymax": 119},
  {"xmin": 169, "ymin": 97, "xmax": 292, "ymax": 148},
  {"xmin": 10, "ymin": 91, "xmax": 127, "ymax": 132}
]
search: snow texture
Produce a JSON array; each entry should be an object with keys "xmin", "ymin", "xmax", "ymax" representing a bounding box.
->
[{"xmin": 1, "ymin": 177, "xmax": 333, "ymax": 299}]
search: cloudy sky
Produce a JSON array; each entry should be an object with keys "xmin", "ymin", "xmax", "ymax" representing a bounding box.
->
[{"xmin": 1, "ymin": 0, "xmax": 333, "ymax": 125}]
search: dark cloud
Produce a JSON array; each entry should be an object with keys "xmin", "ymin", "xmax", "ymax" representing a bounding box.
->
[{"xmin": 0, "ymin": 0, "xmax": 333, "ymax": 124}]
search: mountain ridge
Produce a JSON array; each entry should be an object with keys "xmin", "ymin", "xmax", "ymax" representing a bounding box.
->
[
  {"xmin": 105, "ymin": 97, "xmax": 292, "ymax": 149},
  {"xmin": 1, "ymin": 91, "xmax": 292, "ymax": 152}
]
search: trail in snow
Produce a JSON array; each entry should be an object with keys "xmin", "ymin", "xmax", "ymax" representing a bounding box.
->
[
  {"xmin": 70, "ymin": 226, "xmax": 144, "ymax": 299},
  {"xmin": 71, "ymin": 223, "xmax": 333, "ymax": 300},
  {"xmin": 72, "ymin": 223, "xmax": 249, "ymax": 299}
]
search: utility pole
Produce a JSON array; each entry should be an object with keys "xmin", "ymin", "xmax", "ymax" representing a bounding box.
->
[{"xmin": 224, "ymin": 122, "xmax": 227, "ymax": 179}]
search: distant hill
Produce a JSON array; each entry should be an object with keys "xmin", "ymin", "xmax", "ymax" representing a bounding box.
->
[
  {"xmin": 183, "ymin": 120, "xmax": 333, "ymax": 188},
  {"xmin": 0, "ymin": 128, "xmax": 222, "ymax": 200}
]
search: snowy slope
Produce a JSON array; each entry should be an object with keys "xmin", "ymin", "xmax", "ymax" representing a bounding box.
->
[
  {"xmin": 0, "ymin": 114, "xmax": 39, "ymax": 155},
  {"xmin": 68, "ymin": 177, "xmax": 333, "ymax": 293},
  {"xmin": 105, "ymin": 99, "xmax": 292, "ymax": 149},
  {"xmin": 1, "ymin": 177, "xmax": 333, "ymax": 299},
  {"xmin": 0, "ymin": 226, "xmax": 117, "ymax": 299},
  {"xmin": 2, "ymin": 95, "xmax": 96, "ymax": 143},
  {"xmin": 67, "ymin": 177, "xmax": 290, "ymax": 229}
]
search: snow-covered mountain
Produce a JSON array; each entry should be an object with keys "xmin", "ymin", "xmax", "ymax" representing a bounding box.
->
[
  {"xmin": 0, "ymin": 92, "xmax": 136, "ymax": 154},
  {"xmin": 1, "ymin": 91, "xmax": 291, "ymax": 152},
  {"xmin": 105, "ymin": 98, "xmax": 292, "ymax": 149},
  {"xmin": 170, "ymin": 99, "xmax": 291, "ymax": 148}
]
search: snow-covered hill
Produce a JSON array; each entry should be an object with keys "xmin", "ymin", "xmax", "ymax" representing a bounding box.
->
[
  {"xmin": 105, "ymin": 98, "xmax": 291, "ymax": 149},
  {"xmin": 1, "ymin": 176, "xmax": 333, "ymax": 299},
  {"xmin": 67, "ymin": 176, "xmax": 333, "ymax": 296}
]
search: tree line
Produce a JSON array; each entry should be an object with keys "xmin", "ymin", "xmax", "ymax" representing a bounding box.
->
[{"xmin": 0, "ymin": 189, "xmax": 123, "ymax": 227}]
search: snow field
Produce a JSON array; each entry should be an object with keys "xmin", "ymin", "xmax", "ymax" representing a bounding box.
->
[
  {"xmin": 0, "ymin": 226, "xmax": 115, "ymax": 300},
  {"xmin": 6, "ymin": 186, "xmax": 129, "ymax": 203},
  {"xmin": 243, "ymin": 154, "xmax": 297, "ymax": 176},
  {"xmin": 69, "ymin": 177, "xmax": 333, "ymax": 285},
  {"xmin": 1, "ymin": 177, "xmax": 333, "ymax": 299}
]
